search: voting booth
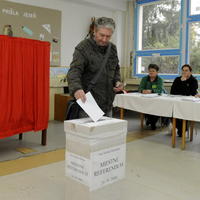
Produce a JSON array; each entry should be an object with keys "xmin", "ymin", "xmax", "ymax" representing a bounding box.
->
[{"xmin": 64, "ymin": 117, "xmax": 127, "ymax": 193}]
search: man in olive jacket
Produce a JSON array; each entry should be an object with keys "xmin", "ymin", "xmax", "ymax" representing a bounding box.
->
[{"xmin": 67, "ymin": 17, "xmax": 123, "ymax": 118}]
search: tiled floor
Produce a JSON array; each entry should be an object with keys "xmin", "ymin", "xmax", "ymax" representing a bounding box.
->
[{"xmin": 1, "ymin": 111, "xmax": 200, "ymax": 200}]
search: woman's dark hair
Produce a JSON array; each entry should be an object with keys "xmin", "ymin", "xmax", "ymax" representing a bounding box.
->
[
  {"xmin": 148, "ymin": 64, "xmax": 159, "ymax": 72},
  {"xmin": 181, "ymin": 64, "xmax": 192, "ymax": 72}
]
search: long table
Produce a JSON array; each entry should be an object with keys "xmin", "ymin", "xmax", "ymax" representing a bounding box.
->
[{"xmin": 113, "ymin": 93, "xmax": 200, "ymax": 149}]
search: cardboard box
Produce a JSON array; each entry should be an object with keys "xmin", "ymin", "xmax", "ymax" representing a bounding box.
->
[
  {"xmin": 65, "ymin": 176, "xmax": 124, "ymax": 200},
  {"xmin": 64, "ymin": 117, "xmax": 127, "ymax": 191}
]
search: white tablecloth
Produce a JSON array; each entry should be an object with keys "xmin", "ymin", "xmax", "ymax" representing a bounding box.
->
[
  {"xmin": 113, "ymin": 93, "xmax": 174, "ymax": 117},
  {"xmin": 173, "ymin": 97, "xmax": 200, "ymax": 121},
  {"xmin": 113, "ymin": 93, "xmax": 200, "ymax": 122}
]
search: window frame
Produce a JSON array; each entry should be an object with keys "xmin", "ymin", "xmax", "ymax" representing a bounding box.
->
[
  {"xmin": 134, "ymin": 0, "xmax": 184, "ymax": 79},
  {"xmin": 185, "ymin": 0, "xmax": 200, "ymax": 77}
]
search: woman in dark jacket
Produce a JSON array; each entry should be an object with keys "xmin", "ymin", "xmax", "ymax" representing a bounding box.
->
[{"xmin": 170, "ymin": 64, "xmax": 198, "ymax": 136}]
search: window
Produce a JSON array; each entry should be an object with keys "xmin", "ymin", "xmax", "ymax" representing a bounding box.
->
[
  {"xmin": 137, "ymin": 55, "xmax": 179, "ymax": 74},
  {"xmin": 187, "ymin": 0, "xmax": 200, "ymax": 75},
  {"xmin": 134, "ymin": 0, "xmax": 182, "ymax": 78},
  {"xmin": 134, "ymin": 0, "xmax": 200, "ymax": 78},
  {"xmin": 190, "ymin": 0, "xmax": 200, "ymax": 15},
  {"xmin": 139, "ymin": 0, "xmax": 180, "ymax": 50},
  {"xmin": 188, "ymin": 22, "xmax": 200, "ymax": 74}
]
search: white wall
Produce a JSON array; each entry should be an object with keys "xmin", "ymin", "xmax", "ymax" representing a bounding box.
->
[
  {"xmin": 7, "ymin": 0, "xmax": 127, "ymax": 66},
  {"xmin": 61, "ymin": 0, "xmax": 127, "ymax": 12}
]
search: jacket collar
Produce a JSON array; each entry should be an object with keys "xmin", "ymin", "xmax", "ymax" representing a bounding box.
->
[
  {"xmin": 147, "ymin": 75, "xmax": 158, "ymax": 82},
  {"xmin": 88, "ymin": 38, "xmax": 108, "ymax": 54}
]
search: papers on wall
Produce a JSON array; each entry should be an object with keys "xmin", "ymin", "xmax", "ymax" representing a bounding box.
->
[
  {"xmin": 50, "ymin": 67, "xmax": 69, "ymax": 87},
  {"xmin": 77, "ymin": 92, "xmax": 105, "ymax": 122}
]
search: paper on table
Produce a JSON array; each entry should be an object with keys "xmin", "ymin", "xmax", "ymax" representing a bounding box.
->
[
  {"xmin": 181, "ymin": 96, "xmax": 200, "ymax": 102},
  {"xmin": 141, "ymin": 93, "xmax": 159, "ymax": 98},
  {"xmin": 77, "ymin": 92, "xmax": 105, "ymax": 122}
]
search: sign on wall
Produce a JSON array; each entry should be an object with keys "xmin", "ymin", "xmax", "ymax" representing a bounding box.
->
[{"xmin": 0, "ymin": 1, "xmax": 61, "ymax": 65}]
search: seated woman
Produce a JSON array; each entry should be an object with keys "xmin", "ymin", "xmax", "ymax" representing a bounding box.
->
[
  {"xmin": 170, "ymin": 64, "xmax": 198, "ymax": 137},
  {"xmin": 138, "ymin": 64, "xmax": 163, "ymax": 130}
]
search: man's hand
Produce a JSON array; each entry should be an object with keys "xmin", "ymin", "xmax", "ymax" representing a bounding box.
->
[
  {"xmin": 113, "ymin": 81, "xmax": 123, "ymax": 93},
  {"xmin": 74, "ymin": 89, "xmax": 86, "ymax": 103}
]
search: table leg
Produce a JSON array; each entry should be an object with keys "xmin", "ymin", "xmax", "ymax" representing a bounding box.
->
[
  {"xmin": 189, "ymin": 121, "xmax": 194, "ymax": 142},
  {"xmin": 181, "ymin": 120, "xmax": 186, "ymax": 150},
  {"xmin": 41, "ymin": 129, "xmax": 47, "ymax": 146},
  {"xmin": 172, "ymin": 118, "xmax": 176, "ymax": 148},
  {"xmin": 140, "ymin": 113, "xmax": 144, "ymax": 129},
  {"xmin": 120, "ymin": 108, "xmax": 124, "ymax": 120}
]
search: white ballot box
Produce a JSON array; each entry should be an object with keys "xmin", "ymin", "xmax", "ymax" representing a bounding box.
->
[{"xmin": 64, "ymin": 117, "xmax": 127, "ymax": 192}]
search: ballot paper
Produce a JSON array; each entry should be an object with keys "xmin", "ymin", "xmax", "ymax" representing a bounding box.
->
[{"xmin": 77, "ymin": 92, "xmax": 105, "ymax": 122}]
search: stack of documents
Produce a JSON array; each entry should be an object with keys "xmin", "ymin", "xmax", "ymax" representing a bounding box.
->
[
  {"xmin": 181, "ymin": 96, "xmax": 200, "ymax": 102},
  {"xmin": 141, "ymin": 93, "xmax": 159, "ymax": 98}
]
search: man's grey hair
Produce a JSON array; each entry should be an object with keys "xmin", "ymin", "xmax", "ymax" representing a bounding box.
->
[{"xmin": 95, "ymin": 17, "xmax": 115, "ymax": 32}]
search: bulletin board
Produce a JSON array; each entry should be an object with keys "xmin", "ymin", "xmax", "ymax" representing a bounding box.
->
[{"xmin": 0, "ymin": 1, "xmax": 61, "ymax": 65}]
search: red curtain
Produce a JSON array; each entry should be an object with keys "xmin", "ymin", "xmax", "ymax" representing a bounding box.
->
[{"xmin": 0, "ymin": 35, "xmax": 50, "ymax": 139}]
